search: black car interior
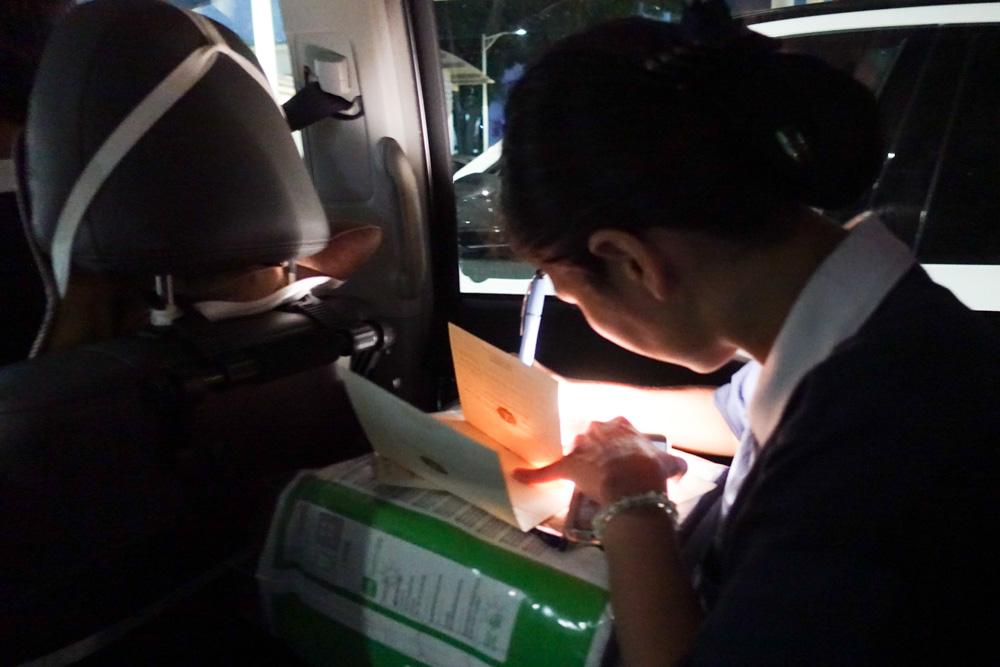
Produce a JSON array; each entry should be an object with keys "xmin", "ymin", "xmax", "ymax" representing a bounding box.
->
[{"xmin": 0, "ymin": 1, "xmax": 392, "ymax": 662}]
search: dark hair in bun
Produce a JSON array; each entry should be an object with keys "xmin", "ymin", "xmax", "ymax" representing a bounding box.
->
[{"xmin": 500, "ymin": 1, "xmax": 882, "ymax": 269}]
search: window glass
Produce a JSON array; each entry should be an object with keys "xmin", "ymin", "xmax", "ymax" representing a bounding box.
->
[
  {"xmin": 437, "ymin": 1, "xmax": 1000, "ymax": 310},
  {"xmin": 164, "ymin": 0, "xmax": 293, "ymax": 103},
  {"xmin": 911, "ymin": 29, "xmax": 1000, "ymax": 264},
  {"xmin": 785, "ymin": 24, "xmax": 1000, "ymax": 267}
]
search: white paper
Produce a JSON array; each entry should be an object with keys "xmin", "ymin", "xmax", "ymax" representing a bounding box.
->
[
  {"xmin": 437, "ymin": 415, "xmax": 573, "ymax": 530},
  {"xmin": 340, "ymin": 369, "xmax": 571, "ymax": 530},
  {"xmin": 449, "ymin": 324, "xmax": 563, "ymax": 466}
]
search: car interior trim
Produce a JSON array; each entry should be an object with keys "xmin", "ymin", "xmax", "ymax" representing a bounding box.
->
[{"xmin": 751, "ymin": 3, "xmax": 1000, "ymax": 38}]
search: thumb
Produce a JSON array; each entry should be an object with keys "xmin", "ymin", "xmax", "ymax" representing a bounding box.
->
[
  {"xmin": 513, "ymin": 459, "xmax": 568, "ymax": 485},
  {"xmin": 658, "ymin": 452, "xmax": 688, "ymax": 479}
]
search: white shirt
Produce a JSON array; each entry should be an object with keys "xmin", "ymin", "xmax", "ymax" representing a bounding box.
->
[
  {"xmin": 720, "ymin": 215, "xmax": 916, "ymax": 516},
  {"xmin": 0, "ymin": 159, "xmax": 15, "ymax": 194}
]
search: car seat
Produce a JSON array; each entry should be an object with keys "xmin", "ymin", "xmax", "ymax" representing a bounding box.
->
[{"xmin": 0, "ymin": 0, "xmax": 390, "ymax": 663}]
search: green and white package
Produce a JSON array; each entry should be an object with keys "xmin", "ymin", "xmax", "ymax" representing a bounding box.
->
[{"xmin": 258, "ymin": 455, "xmax": 612, "ymax": 667}]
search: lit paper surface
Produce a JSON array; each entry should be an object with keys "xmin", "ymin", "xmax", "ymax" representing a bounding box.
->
[
  {"xmin": 340, "ymin": 369, "xmax": 571, "ymax": 530},
  {"xmin": 449, "ymin": 323, "xmax": 563, "ymax": 467},
  {"xmin": 436, "ymin": 415, "xmax": 573, "ymax": 530}
]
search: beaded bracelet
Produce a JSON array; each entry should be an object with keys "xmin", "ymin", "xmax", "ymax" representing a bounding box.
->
[{"xmin": 592, "ymin": 491, "xmax": 678, "ymax": 543}]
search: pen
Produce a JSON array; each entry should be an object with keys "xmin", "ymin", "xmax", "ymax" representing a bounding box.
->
[{"xmin": 518, "ymin": 270, "xmax": 546, "ymax": 366}]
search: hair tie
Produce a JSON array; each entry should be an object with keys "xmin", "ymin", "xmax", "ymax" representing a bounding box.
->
[{"xmin": 775, "ymin": 126, "xmax": 812, "ymax": 165}]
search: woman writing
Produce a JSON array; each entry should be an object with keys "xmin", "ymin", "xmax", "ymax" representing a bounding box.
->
[{"xmin": 506, "ymin": 5, "xmax": 999, "ymax": 664}]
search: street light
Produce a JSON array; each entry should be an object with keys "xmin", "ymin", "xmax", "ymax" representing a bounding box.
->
[{"xmin": 481, "ymin": 28, "xmax": 527, "ymax": 154}]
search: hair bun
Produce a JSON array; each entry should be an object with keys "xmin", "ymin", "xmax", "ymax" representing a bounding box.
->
[
  {"xmin": 678, "ymin": 0, "xmax": 781, "ymax": 67},
  {"xmin": 678, "ymin": 0, "xmax": 882, "ymax": 209},
  {"xmin": 501, "ymin": 15, "xmax": 885, "ymax": 265},
  {"xmin": 744, "ymin": 53, "xmax": 882, "ymax": 209}
]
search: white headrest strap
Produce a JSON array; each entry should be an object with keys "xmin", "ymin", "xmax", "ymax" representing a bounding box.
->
[{"xmin": 49, "ymin": 8, "xmax": 281, "ymax": 297}]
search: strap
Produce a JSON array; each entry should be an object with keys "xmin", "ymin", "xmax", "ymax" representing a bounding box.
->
[
  {"xmin": 191, "ymin": 276, "xmax": 333, "ymax": 322},
  {"xmin": 282, "ymin": 81, "xmax": 363, "ymax": 132},
  {"xmin": 49, "ymin": 8, "xmax": 281, "ymax": 297},
  {"xmin": 281, "ymin": 292, "xmax": 352, "ymax": 329}
]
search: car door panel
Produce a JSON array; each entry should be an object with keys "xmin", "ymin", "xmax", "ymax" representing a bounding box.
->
[{"xmin": 280, "ymin": 0, "xmax": 438, "ymax": 406}]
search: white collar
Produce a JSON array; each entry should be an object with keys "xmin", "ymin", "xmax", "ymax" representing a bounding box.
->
[
  {"xmin": 0, "ymin": 159, "xmax": 15, "ymax": 194},
  {"xmin": 747, "ymin": 214, "xmax": 916, "ymax": 445}
]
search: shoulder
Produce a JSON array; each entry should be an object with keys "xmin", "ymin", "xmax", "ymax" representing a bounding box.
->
[
  {"xmin": 690, "ymin": 269, "xmax": 1000, "ymax": 663},
  {"xmin": 758, "ymin": 265, "xmax": 1000, "ymax": 517},
  {"xmin": 779, "ymin": 267, "xmax": 999, "ymax": 456}
]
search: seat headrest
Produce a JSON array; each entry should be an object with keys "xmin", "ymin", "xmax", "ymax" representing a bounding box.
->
[{"xmin": 25, "ymin": 0, "xmax": 329, "ymax": 287}]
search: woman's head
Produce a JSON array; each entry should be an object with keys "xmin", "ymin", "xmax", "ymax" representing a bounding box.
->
[{"xmin": 500, "ymin": 6, "xmax": 882, "ymax": 274}]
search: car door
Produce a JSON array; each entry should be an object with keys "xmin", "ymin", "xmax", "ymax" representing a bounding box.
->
[{"xmin": 272, "ymin": 0, "xmax": 445, "ymax": 408}]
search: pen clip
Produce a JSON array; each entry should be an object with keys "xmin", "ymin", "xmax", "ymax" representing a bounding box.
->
[{"xmin": 520, "ymin": 269, "xmax": 544, "ymax": 336}]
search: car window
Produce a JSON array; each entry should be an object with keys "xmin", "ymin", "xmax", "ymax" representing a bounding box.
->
[
  {"xmin": 164, "ymin": 0, "xmax": 293, "ymax": 104},
  {"xmin": 434, "ymin": 1, "xmax": 1000, "ymax": 311},
  {"xmin": 784, "ymin": 24, "xmax": 1000, "ymax": 266}
]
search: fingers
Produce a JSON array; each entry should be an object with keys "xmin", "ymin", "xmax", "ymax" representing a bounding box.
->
[
  {"xmin": 591, "ymin": 415, "xmax": 637, "ymax": 434},
  {"xmin": 570, "ymin": 416, "xmax": 638, "ymax": 451},
  {"xmin": 516, "ymin": 418, "xmax": 678, "ymax": 502}
]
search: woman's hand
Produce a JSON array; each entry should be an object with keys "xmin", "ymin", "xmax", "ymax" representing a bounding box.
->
[
  {"xmin": 513, "ymin": 416, "xmax": 687, "ymax": 505},
  {"xmin": 518, "ymin": 417, "xmax": 705, "ymax": 666}
]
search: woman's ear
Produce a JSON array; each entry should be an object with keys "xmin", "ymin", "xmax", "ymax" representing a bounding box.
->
[{"xmin": 587, "ymin": 229, "xmax": 674, "ymax": 301}]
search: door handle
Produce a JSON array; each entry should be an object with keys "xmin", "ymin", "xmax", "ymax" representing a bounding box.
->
[{"xmin": 380, "ymin": 137, "xmax": 427, "ymax": 300}]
